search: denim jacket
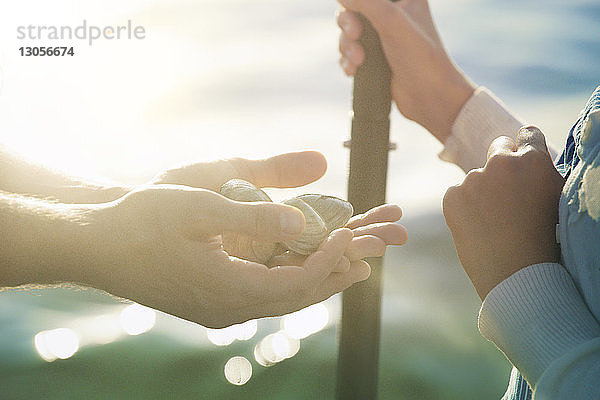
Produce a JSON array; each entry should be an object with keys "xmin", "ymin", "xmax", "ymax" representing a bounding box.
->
[{"xmin": 501, "ymin": 86, "xmax": 600, "ymax": 400}]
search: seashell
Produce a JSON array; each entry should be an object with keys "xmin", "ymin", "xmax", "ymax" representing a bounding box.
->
[
  {"xmin": 295, "ymin": 194, "xmax": 354, "ymax": 232},
  {"xmin": 220, "ymin": 179, "xmax": 276, "ymax": 264},
  {"xmin": 219, "ymin": 179, "xmax": 354, "ymax": 261},
  {"xmin": 220, "ymin": 179, "xmax": 272, "ymax": 202},
  {"xmin": 281, "ymin": 197, "xmax": 329, "ymax": 255},
  {"xmin": 281, "ymin": 195, "xmax": 353, "ymax": 255}
]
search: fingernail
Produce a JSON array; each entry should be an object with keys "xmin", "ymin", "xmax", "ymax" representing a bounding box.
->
[{"xmin": 280, "ymin": 211, "xmax": 304, "ymax": 236}]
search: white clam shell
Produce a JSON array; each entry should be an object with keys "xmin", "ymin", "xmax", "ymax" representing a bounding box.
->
[
  {"xmin": 282, "ymin": 195, "xmax": 353, "ymax": 255},
  {"xmin": 281, "ymin": 197, "xmax": 329, "ymax": 255},
  {"xmin": 295, "ymin": 194, "xmax": 353, "ymax": 232},
  {"xmin": 219, "ymin": 179, "xmax": 354, "ymax": 260},
  {"xmin": 220, "ymin": 179, "xmax": 277, "ymax": 263},
  {"xmin": 220, "ymin": 179, "xmax": 272, "ymax": 202}
]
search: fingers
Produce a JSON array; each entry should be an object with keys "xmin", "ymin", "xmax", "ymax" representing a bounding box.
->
[
  {"xmin": 303, "ymin": 228, "xmax": 354, "ymax": 282},
  {"xmin": 346, "ymin": 204, "xmax": 402, "ymax": 229},
  {"xmin": 345, "ymin": 235, "xmax": 385, "ymax": 261},
  {"xmin": 268, "ymin": 251, "xmax": 350, "ymax": 273},
  {"xmin": 487, "ymin": 136, "xmax": 517, "ymax": 161},
  {"xmin": 256, "ymin": 228, "xmax": 353, "ymax": 302},
  {"xmin": 334, "ymin": 256, "xmax": 351, "ymax": 273},
  {"xmin": 313, "ymin": 260, "xmax": 371, "ymax": 302},
  {"xmin": 337, "ymin": 8, "xmax": 363, "ymax": 41},
  {"xmin": 338, "ymin": 8, "xmax": 365, "ymax": 76},
  {"xmin": 217, "ymin": 230, "xmax": 365, "ymax": 320},
  {"xmin": 486, "ymin": 127, "xmax": 552, "ymax": 167},
  {"xmin": 339, "ymin": 32, "xmax": 366, "ymax": 76},
  {"xmin": 183, "ymin": 189, "xmax": 306, "ymax": 242},
  {"xmin": 228, "ymin": 151, "xmax": 327, "ymax": 189},
  {"xmin": 351, "ymin": 222, "xmax": 408, "ymax": 245},
  {"xmin": 516, "ymin": 125, "xmax": 550, "ymax": 154}
]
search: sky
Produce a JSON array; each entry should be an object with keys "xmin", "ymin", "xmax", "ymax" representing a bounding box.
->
[{"xmin": 0, "ymin": 0, "xmax": 597, "ymax": 215}]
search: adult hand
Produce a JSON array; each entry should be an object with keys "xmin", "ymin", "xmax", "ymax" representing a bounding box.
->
[
  {"xmin": 442, "ymin": 126, "xmax": 565, "ymax": 300},
  {"xmin": 79, "ymin": 185, "xmax": 372, "ymax": 329},
  {"xmin": 153, "ymin": 150, "xmax": 407, "ymax": 265},
  {"xmin": 337, "ymin": 0, "xmax": 475, "ymax": 142},
  {"xmin": 75, "ymin": 151, "xmax": 407, "ymax": 328},
  {"xmin": 271, "ymin": 204, "xmax": 408, "ymax": 270},
  {"xmin": 153, "ymin": 151, "xmax": 327, "ymax": 193}
]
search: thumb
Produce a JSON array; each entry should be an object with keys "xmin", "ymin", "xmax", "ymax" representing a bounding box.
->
[
  {"xmin": 189, "ymin": 191, "xmax": 306, "ymax": 242},
  {"xmin": 516, "ymin": 125, "xmax": 550, "ymax": 155}
]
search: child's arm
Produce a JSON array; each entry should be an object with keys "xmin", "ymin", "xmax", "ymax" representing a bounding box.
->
[
  {"xmin": 440, "ymin": 87, "xmax": 560, "ymax": 172},
  {"xmin": 479, "ymin": 264, "xmax": 600, "ymax": 399},
  {"xmin": 444, "ymin": 126, "xmax": 599, "ymax": 397},
  {"xmin": 337, "ymin": 0, "xmax": 560, "ymax": 172}
]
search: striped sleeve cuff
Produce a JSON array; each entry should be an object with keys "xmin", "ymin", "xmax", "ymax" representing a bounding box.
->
[
  {"xmin": 439, "ymin": 87, "xmax": 524, "ymax": 172},
  {"xmin": 478, "ymin": 263, "xmax": 600, "ymax": 387}
]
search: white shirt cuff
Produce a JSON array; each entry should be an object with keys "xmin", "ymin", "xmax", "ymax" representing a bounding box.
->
[
  {"xmin": 439, "ymin": 87, "xmax": 524, "ymax": 172},
  {"xmin": 478, "ymin": 263, "xmax": 600, "ymax": 387}
]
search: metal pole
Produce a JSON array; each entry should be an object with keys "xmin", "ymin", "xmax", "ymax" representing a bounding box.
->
[{"xmin": 336, "ymin": 10, "xmax": 392, "ymax": 400}]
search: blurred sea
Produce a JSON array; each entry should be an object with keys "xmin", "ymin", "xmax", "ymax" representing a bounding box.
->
[{"xmin": 0, "ymin": 0, "xmax": 598, "ymax": 398}]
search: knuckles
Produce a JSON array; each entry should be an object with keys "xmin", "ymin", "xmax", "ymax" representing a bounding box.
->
[
  {"xmin": 442, "ymin": 184, "xmax": 463, "ymax": 222},
  {"xmin": 484, "ymin": 153, "xmax": 519, "ymax": 173},
  {"xmin": 519, "ymin": 145, "xmax": 549, "ymax": 167}
]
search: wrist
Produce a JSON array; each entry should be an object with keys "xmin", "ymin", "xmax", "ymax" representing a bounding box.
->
[
  {"xmin": 433, "ymin": 65, "xmax": 476, "ymax": 143},
  {"xmin": 0, "ymin": 196, "xmax": 104, "ymax": 287},
  {"xmin": 474, "ymin": 247, "xmax": 561, "ymax": 300},
  {"xmin": 413, "ymin": 59, "xmax": 476, "ymax": 144},
  {"xmin": 64, "ymin": 201, "xmax": 129, "ymax": 292}
]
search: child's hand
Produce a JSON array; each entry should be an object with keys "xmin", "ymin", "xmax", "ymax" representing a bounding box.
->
[
  {"xmin": 337, "ymin": 0, "xmax": 475, "ymax": 142},
  {"xmin": 443, "ymin": 126, "xmax": 565, "ymax": 300}
]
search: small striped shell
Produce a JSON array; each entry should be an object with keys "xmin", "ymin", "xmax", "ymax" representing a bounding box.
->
[
  {"xmin": 220, "ymin": 179, "xmax": 277, "ymax": 264},
  {"xmin": 281, "ymin": 195, "xmax": 353, "ymax": 255},
  {"xmin": 220, "ymin": 179, "xmax": 272, "ymax": 202},
  {"xmin": 219, "ymin": 179, "xmax": 353, "ymax": 261}
]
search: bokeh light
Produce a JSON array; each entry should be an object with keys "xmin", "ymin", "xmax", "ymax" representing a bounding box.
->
[
  {"xmin": 34, "ymin": 332, "xmax": 57, "ymax": 362},
  {"xmin": 271, "ymin": 331, "xmax": 300, "ymax": 360},
  {"xmin": 282, "ymin": 303, "xmax": 329, "ymax": 339},
  {"xmin": 224, "ymin": 356, "xmax": 252, "ymax": 386},
  {"xmin": 34, "ymin": 328, "xmax": 79, "ymax": 361},
  {"xmin": 83, "ymin": 314, "xmax": 123, "ymax": 345},
  {"xmin": 206, "ymin": 326, "xmax": 236, "ymax": 347},
  {"xmin": 119, "ymin": 304, "xmax": 156, "ymax": 336},
  {"xmin": 206, "ymin": 320, "xmax": 258, "ymax": 346},
  {"xmin": 254, "ymin": 331, "xmax": 300, "ymax": 367},
  {"xmin": 233, "ymin": 320, "xmax": 257, "ymax": 341}
]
